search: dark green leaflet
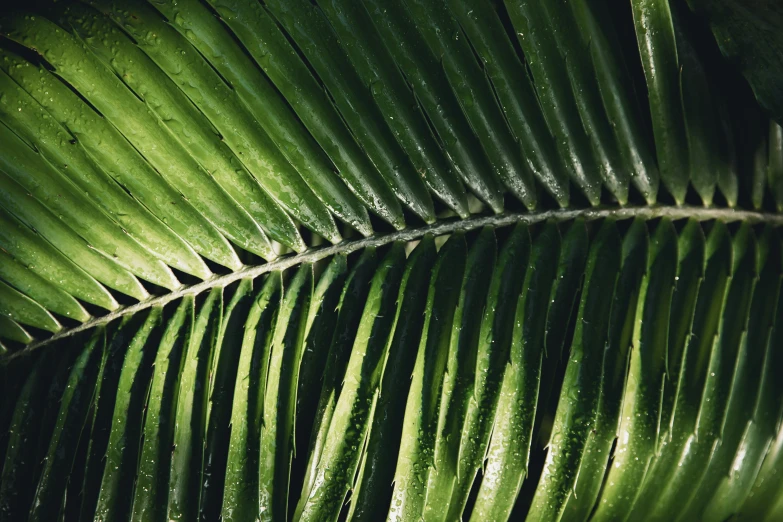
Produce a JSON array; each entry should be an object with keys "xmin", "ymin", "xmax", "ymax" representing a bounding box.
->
[
  {"xmin": 0, "ymin": 50, "xmax": 239, "ymax": 272},
  {"xmin": 222, "ymin": 275, "xmax": 282, "ymax": 522},
  {"xmin": 748, "ymin": 119, "xmax": 783, "ymax": 213},
  {"xmin": 750, "ymin": 111, "xmax": 770, "ymax": 211},
  {"xmin": 560, "ymin": 219, "xmax": 650, "ymax": 521},
  {"xmin": 398, "ymin": 0, "xmax": 537, "ymax": 209},
  {"xmin": 0, "ymin": 67, "xmax": 202, "ymax": 282},
  {"xmin": 674, "ymin": 4, "xmax": 725, "ymax": 206},
  {"xmin": 131, "ymin": 298, "xmax": 193, "ymax": 522},
  {"xmin": 533, "ymin": 0, "xmax": 630, "ymax": 202},
  {"xmin": 29, "ymin": 329, "xmax": 105, "ymax": 522},
  {"xmin": 658, "ymin": 221, "xmax": 708, "ymax": 446},
  {"xmin": 526, "ymin": 222, "xmax": 621, "ymax": 522},
  {"xmin": 421, "ymin": 228, "xmax": 497, "ymax": 521},
  {"xmin": 294, "ymin": 249, "xmax": 378, "ymax": 519},
  {"xmin": 361, "ymin": 0, "xmax": 505, "ymax": 213},
  {"xmin": 263, "ymin": 0, "xmax": 435, "ymax": 224},
  {"xmin": 646, "ymin": 223, "xmax": 757, "ymax": 522},
  {"xmin": 313, "ymin": 0, "xmax": 470, "ymax": 218},
  {"xmin": 567, "ymin": 0, "xmax": 660, "ymax": 203},
  {"xmin": 0, "ymin": 13, "xmax": 275, "ymax": 259},
  {"xmin": 624, "ymin": 221, "xmax": 732, "ymax": 521},
  {"xmin": 0, "ymin": 169, "xmax": 147, "ymax": 302},
  {"xmin": 200, "ymin": 280, "xmax": 255, "ymax": 522},
  {"xmin": 64, "ymin": 397, "xmax": 92, "ymax": 522},
  {"xmin": 389, "ymin": 233, "xmax": 468, "ymax": 522},
  {"xmin": 86, "ymin": 0, "xmax": 339, "ymax": 246},
  {"xmin": 295, "ymin": 255, "xmax": 348, "ymax": 466},
  {"xmin": 504, "ymin": 0, "xmax": 603, "ymax": 205},
  {"xmin": 768, "ymin": 122, "xmax": 783, "ymax": 211},
  {"xmin": 91, "ymin": 309, "xmax": 162, "ymax": 522},
  {"xmin": 168, "ymin": 289, "xmax": 223, "ymax": 522},
  {"xmin": 0, "ymin": 351, "xmax": 56, "ymax": 521},
  {"xmin": 470, "ymin": 224, "xmax": 561, "ymax": 522},
  {"xmin": 715, "ymin": 96, "xmax": 740, "ymax": 207},
  {"xmin": 447, "ymin": 224, "xmax": 532, "ymax": 520},
  {"xmin": 298, "ymin": 244, "xmax": 406, "ymax": 521},
  {"xmin": 78, "ymin": 314, "xmax": 152, "ymax": 522},
  {"xmin": 258, "ymin": 265, "xmax": 312, "ymax": 521},
  {"xmin": 447, "ymin": 0, "xmax": 569, "ymax": 207},
  {"xmin": 347, "ymin": 237, "xmax": 437, "ymax": 522},
  {"xmin": 204, "ymin": 0, "xmax": 405, "ymax": 230},
  {"xmin": 590, "ymin": 220, "xmax": 678, "ymax": 521},
  {"xmin": 0, "ymin": 107, "xmax": 179, "ymax": 290},
  {"xmin": 532, "ymin": 220, "xmax": 590, "ymax": 452},
  {"xmin": 0, "ymin": 248, "xmax": 90, "ymax": 323},
  {"xmin": 678, "ymin": 228, "xmax": 781, "ymax": 521},
  {"xmin": 630, "ymin": 0, "xmax": 690, "ymax": 203},
  {"xmin": 146, "ymin": 0, "xmax": 373, "ymax": 237},
  {"xmin": 31, "ymin": 349, "xmax": 78, "ymax": 492}
]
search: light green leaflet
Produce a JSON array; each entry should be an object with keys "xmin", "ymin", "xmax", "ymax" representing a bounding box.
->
[
  {"xmin": 85, "ymin": 0, "xmax": 339, "ymax": 246},
  {"xmin": 314, "ymin": 0, "xmax": 470, "ymax": 218},
  {"xmin": 402, "ymin": 0, "xmax": 537, "ymax": 209},
  {"xmin": 146, "ymin": 0, "xmax": 373, "ymax": 236},
  {"xmin": 504, "ymin": 0, "xmax": 603, "ymax": 205},
  {"xmin": 1, "ymin": 13, "xmax": 276, "ymax": 259},
  {"xmin": 264, "ymin": 0, "xmax": 436, "ymax": 223},
  {"xmin": 630, "ymin": 0, "xmax": 690, "ymax": 203},
  {"xmin": 0, "ymin": 50, "xmax": 239, "ymax": 271},
  {"xmin": 0, "ymin": 69, "xmax": 201, "ymax": 282},
  {"xmin": 205, "ymin": 0, "xmax": 406, "ymax": 229},
  {"xmin": 362, "ymin": 0, "xmax": 505, "ymax": 212}
]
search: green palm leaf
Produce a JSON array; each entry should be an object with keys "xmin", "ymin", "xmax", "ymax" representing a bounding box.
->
[{"xmin": 1, "ymin": 0, "xmax": 782, "ymax": 520}]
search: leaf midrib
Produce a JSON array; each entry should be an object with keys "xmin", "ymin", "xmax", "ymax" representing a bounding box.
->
[{"xmin": 7, "ymin": 204, "xmax": 783, "ymax": 359}]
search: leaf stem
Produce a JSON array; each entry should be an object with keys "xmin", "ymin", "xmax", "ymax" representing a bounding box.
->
[{"xmin": 8, "ymin": 204, "xmax": 783, "ymax": 358}]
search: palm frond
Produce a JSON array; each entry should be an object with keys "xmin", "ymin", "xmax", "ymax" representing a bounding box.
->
[{"xmin": 1, "ymin": 0, "xmax": 783, "ymax": 519}]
